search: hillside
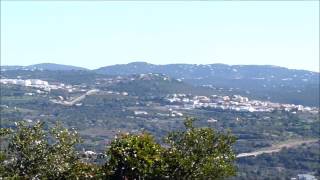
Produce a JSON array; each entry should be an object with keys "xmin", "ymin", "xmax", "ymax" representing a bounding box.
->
[
  {"xmin": 1, "ymin": 63, "xmax": 87, "ymax": 71},
  {"xmin": 1, "ymin": 66, "xmax": 319, "ymax": 179},
  {"xmin": 105, "ymin": 73, "xmax": 219, "ymax": 97},
  {"xmin": 95, "ymin": 62, "xmax": 320, "ymax": 106},
  {"xmin": 1, "ymin": 62, "xmax": 319, "ymax": 106}
]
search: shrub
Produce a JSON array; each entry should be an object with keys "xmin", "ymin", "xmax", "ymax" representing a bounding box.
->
[{"xmin": 105, "ymin": 133, "xmax": 166, "ymax": 179}]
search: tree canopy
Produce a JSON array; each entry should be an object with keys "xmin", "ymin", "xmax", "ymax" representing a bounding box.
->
[{"xmin": 0, "ymin": 117, "xmax": 236, "ymax": 179}]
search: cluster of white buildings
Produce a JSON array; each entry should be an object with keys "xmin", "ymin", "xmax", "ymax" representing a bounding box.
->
[
  {"xmin": 105, "ymin": 90, "xmax": 128, "ymax": 96},
  {"xmin": 291, "ymin": 174, "xmax": 317, "ymax": 180},
  {"xmin": 1, "ymin": 78, "xmax": 49, "ymax": 86},
  {"xmin": 133, "ymin": 109, "xmax": 183, "ymax": 118},
  {"xmin": 96, "ymin": 73, "xmax": 171, "ymax": 86},
  {"xmin": 165, "ymin": 94, "xmax": 318, "ymax": 113},
  {"xmin": 78, "ymin": 149, "xmax": 106, "ymax": 164},
  {"xmin": 0, "ymin": 78, "xmax": 80, "ymax": 93}
]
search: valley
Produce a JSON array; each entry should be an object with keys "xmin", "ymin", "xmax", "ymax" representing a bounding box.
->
[{"xmin": 0, "ymin": 63, "xmax": 319, "ymax": 179}]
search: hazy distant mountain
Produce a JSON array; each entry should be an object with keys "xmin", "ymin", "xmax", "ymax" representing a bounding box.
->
[
  {"xmin": 95, "ymin": 62, "xmax": 318, "ymax": 81},
  {"xmin": 1, "ymin": 65, "xmax": 25, "ymax": 71},
  {"xmin": 1, "ymin": 62, "xmax": 319, "ymax": 106},
  {"xmin": 2, "ymin": 63, "xmax": 88, "ymax": 71},
  {"xmin": 107, "ymin": 73, "xmax": 219, "ymax": 97},
  {"xmin": 95, "ymin": 62, "xmax": 320, "ymax": 106}
]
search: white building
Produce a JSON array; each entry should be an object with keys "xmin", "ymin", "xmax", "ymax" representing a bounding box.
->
[{"xmin": 134, "ymin": 111, "xmax": 148, "ymax": 115}]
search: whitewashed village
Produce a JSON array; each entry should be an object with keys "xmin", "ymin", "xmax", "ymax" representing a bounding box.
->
[{"xmin": 1, "ymin": 77, "xmax": 318, "ymax": 116}]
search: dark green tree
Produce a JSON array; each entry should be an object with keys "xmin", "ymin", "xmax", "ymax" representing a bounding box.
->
[
  {"xmin": 163, "ymin": 117, "xmax": 237, "ymax": 179},
  {"xmin": 105, "ymin": 133, "xmax": 166, "ymax": 179},
  {"xmin": 1, "ymin": 117, "xmax": 237, "ymax": 179},
  {"xmin": 105, "ymin": 117, "xmax": 237, "ymax": 179},
  {"xmin": 0, "ymin": 121, "xmax": 89, "ymax": 179}
]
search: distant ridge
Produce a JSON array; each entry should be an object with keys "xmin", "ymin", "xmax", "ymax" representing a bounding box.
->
[
  {"xmin": 95, "ymin": 61, "xmax": 318, "ymax": 78},
  {"xmin": 2, "ymin": 63, "xmax": 88, "ymax": 71},
  {"xmin": 1, "ymin": 61, "xmax": 319, "ymax": 106},
  {"xmin": 94, "ymin": 62, "xmax": 319, "ymax": 106}
]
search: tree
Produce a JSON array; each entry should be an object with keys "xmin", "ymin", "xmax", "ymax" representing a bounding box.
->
[
  {"xmin": 105, "ymin": 117, "xmax": 237, "ymax": 179},
  {"xmin": 0, "ymin": 128, "xmax": 12, "ymax": 176},
  {"xmin": 163, "ymin": 117, "xmax": 236, "ymax": 179},
  {"xmin": 0, "ymin": 121, "xmax": 84, "ymax": 179},
  {"xmin": 105, "ymin": 132, "xmax": 166, "ymax": 179},
  {"xmin": 1, "ymin": 117, "xmax": 237, "ymax": 179}
]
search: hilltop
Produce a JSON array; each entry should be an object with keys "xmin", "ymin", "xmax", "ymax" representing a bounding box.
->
[
  {"xmin": 2, "ymin": 62, "xmax": 319, "ymax": 106},
  {"xmin": 95, "ymin": 62, "xmax": 319, "ymax": 106},
  {"xmin": 2, "ymin": 63, "xmax": 88, "ymax": 71}
]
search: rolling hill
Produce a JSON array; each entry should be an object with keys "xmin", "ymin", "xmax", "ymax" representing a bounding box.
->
[
  {"xmin": 95, "ymin": 62, "xmax": 320, "ymax": 106},
  {"xmin": 1, "ymin": 62, "xmax": 318, "ymax": 106},
  {"xmin": 2, "ymin": 63, "xmax": 88, "ymax": 71}
]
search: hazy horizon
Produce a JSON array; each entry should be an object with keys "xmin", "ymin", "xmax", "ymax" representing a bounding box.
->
[
  {"xmin": 2, "ymin": 61, "xmax": 320, "ymax": 73},
  {"xmin": 1, "ymin": 1, "xmax": 319, "ymax": 72}
]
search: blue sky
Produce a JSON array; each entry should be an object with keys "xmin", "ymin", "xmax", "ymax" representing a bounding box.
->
[{"xmin": 1, "ymin": 1, "xmax": 319, "ymax": 72}]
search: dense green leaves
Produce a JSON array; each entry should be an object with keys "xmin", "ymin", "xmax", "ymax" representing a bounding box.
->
[
  {"xmin": 106, "ymin": 133, "xmax": 166, "ymax": 179},
  {"xmin": 163, "ymin": 117, "xmax": 237, "ymax": 179},
  {"xmin": 105, "ymin": 117, "xmax": 236, "ymax": 179},
  {"xmin": 0, "ymin": 118, "xmax": 236, "ymax": 179},
  {"xmin": 0, "ymin": 121, "xmax": 85, "ymax": 179}
]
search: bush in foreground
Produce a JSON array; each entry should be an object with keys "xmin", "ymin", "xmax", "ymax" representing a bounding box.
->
[
  {"xmin": 163, "ymin": 118, "xmax": 236, "ymax": 179},
  {"xmin": 0, "ymin": 118, "xmax": 236, "ymax": 179}
]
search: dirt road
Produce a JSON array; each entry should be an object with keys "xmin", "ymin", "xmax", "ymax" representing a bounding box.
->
[
  {"xmin": 52, "ymin": 89, "xmax": 99, "ymax": 106},
  {"xmin": 236, "ymin": 139, "xmax": 319, "ymax": 158}
]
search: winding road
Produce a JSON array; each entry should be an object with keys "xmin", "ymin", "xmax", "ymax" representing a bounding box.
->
[
  {"xmin": 53, "ymin": 89, "xmax": 99, "ymax": 106},
  {"xmin": 236, "ymin": 139, "xmax": 319, "ymax": 158}
]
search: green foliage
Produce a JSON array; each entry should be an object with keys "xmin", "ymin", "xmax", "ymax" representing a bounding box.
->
[
  {"xmin": 0, "ymin": 128, "xmax": 12, "ymax": 137},
  {"xmin": 235, "ymin": 142, "xmax": 320, "ymax": 179},
  {"xmin": 0, "ymin": 128, "xmax": 12, "ymax": 176},
  {"xmin": 0, "ymin": 118, "xmax": 237, "ymax": 179},
  {"xmin": 163, "ymin": 117, "xmax": 237, "ymax": 179},
  {"xmin": 68, "ymin": 161, "xmax": 105, "ymax": 179},
  {"xmin": 0, "ymin": 121, "xmax": 83, "ymax": 179},
  {"xmin": 105, "ymin": 117, "xmax": 237, "ymax": 179},
  {"xmin": 106, "ymin": 133, "xmax": 166, "ymax": 179}
]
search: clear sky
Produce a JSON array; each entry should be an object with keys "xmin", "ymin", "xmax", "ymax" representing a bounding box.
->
[{"xmin": 1, "ymin": 1, "xmax": 319, "ymax": 72}]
